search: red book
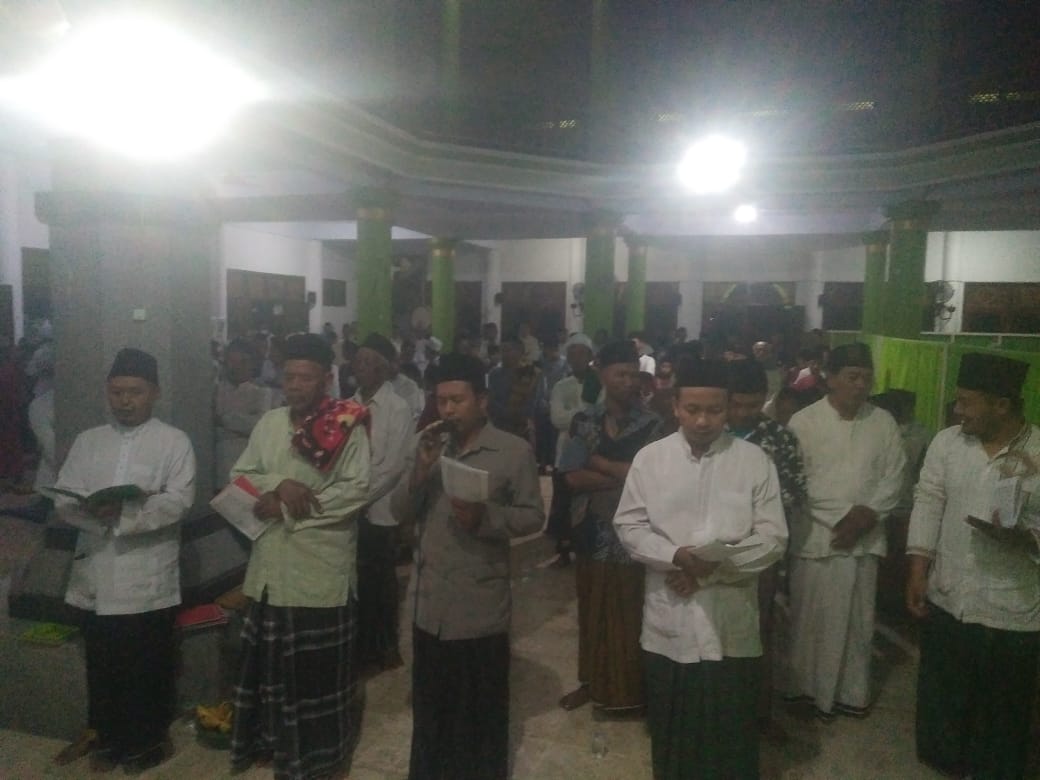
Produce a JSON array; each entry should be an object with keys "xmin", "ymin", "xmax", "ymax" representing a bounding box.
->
[{"xmin": 176, "ymin": 604, "xmax": 229, "ymax": 630}]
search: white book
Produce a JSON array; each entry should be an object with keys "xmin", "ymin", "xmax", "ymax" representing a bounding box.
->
[
  {"xmin": 689, "ymin": 536, "xmax": 767, "ymax": 563},
  {"xmin": 440, "ymin": 456, "xmax": 490, "ymax": 503},
  {"xmin": 210, "ymin": 476, "xmax": 271, "ymax": 541}
]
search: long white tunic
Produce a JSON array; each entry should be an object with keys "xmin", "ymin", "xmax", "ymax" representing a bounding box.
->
[
  {"xmin": 907, "ymin": 424, "xmax": 1040, "ymax": 632},
  {"xmin": 614, "ymin": 431, "xmax": 787, "ymax": 664},
  {"xmin": 352, "ymin": 381, "xmax": 414, "ymax": 527},
  {"xmin": 57, "ymin": 417, "xmax": 196, "ymax": 615},
  {"xmin": 786, "ymin": 398, "xmax": 906, "ymax": 558}
]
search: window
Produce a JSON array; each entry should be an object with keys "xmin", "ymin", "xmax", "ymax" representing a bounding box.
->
[
  {"xmin": 963, "ymin": 283, "xmax": 1040, "ymax": 333},
  {"xmin": 323, "ymin": 278, "xmax": 347, "ymax": 307}
]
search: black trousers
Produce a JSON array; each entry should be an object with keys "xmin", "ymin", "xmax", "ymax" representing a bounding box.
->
[
  {"xmin": 916, "ymin": 603, "xmax": 1040, "ymax": 780},
  {"xmin": 545, "ymin": 471, "xmax": 572, "ymax": 552},
  {"xmin": 83, "ymin": 607, "xmax": 177, "ymax": 758},
  {"xmin": 356, "ymin": 519, "xmax": 400, "ymax": 666},
  {"xmin": 409, "ymin": 626, "xmax": 510, "ymax": 780}
]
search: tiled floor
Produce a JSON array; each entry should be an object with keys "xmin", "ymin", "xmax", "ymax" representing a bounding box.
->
[{"xmin": 0, "ymin": 487, "xmax": 1032, "ymax": 779}]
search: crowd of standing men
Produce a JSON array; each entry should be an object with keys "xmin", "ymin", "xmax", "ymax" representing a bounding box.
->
[{"xmin": 36, "ymin": 317, "xmax": 1040, "ymax": 779}]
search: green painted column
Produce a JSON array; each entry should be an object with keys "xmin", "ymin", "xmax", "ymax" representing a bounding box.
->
[
  {"xmin": 882, "ymin": 200, "xmax": 939, "ymax": 339},
  {"xmin": 584, "ymin": 212, "xmax": 617, "ymax": 340},
  {"xmin": 861, "ymin": 230, "xmax": 889, "ymax": 336},
  {"xmin": 624, "ymin": 236, "xmax": 648, "ymax": 335},
  {"xmin": 356, "ymin": 190, "xmax": 395, "ymax": 339},
  {"xmin": 430, "ymin": 238, "xmax": 457, "ymax": 349}
]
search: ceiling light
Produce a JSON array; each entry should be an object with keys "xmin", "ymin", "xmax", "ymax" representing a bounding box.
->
[
  {"xmin": 677, "ymin": 135, "xmax": 747, "ymax": 194},
  {"xmin": 733, "ymin": 203, "xmax": 758, "ymax": 223},
  {"xmin": 0, "ymin": 18, "xmax": 265, "ymax": 161}
]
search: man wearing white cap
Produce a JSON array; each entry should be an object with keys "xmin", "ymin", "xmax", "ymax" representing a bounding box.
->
[{"xmin": 550, "ymin": 334, "xmax": 596, "ymax": 465}]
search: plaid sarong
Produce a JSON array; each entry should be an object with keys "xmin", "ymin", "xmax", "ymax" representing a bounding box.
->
[{"xmin": 230, "ymin": 595, "xmax": 362, "ymax": 780}]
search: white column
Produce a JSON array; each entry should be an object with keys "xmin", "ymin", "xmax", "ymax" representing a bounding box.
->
[
  {"xmin": 0, "ymin": 156, "xmax": 24, "ymax": 340},
  {"xmin": 212, "ymin": 226, "xmax": 230, "ymax": 342},
  {"xmin": 679, "ymin": 278, "xmax": 702, "ymax": 338},
  {"xmin": 799, "ymin": 252, "xmax": 825, "ymax": 330},
  {"xmin": 566, "ymin": 237, "xmax": 586, "ymax": 335},
  {"xmin": 483, "ymin": 248, "xmax": 502, "ymax": 330},
  {"xmin": 928, "ymin": 232, "xmax": 964, "ymax": 333},
  {"xmin": 305, "ymin": 240, "xmax": 323, "ymax": 333}
]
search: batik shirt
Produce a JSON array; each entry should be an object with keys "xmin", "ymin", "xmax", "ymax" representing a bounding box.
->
[
  {"xmin": 731, "ymin": 413, "xmax": 807, "ymax": 524},
  {"xmin": 558, "ymin": 402, "xmax": 663, "ymax": 562}
]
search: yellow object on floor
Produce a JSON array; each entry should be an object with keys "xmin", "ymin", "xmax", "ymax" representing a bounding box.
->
[{"xmin": 19, "ymin": 622, "xmax": 78, "ymax": 646}]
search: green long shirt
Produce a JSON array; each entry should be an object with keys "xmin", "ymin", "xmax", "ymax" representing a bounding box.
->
[{"xmin": 231, "ymin": 406, "xmax": 371, "ymax": 608}]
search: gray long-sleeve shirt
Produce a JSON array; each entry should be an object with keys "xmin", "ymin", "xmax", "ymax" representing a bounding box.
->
[{"xmin": 391, "ymin": 422, "xmax": 545, "ymax": 639}]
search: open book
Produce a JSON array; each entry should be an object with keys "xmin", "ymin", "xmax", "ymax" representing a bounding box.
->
[
  {"xmin": 42, "ymin": 484, "xmax": 148, "ymax": 511},
  {"xmin": 209, "ymin": 476, "xmax": 270, "ymax": 541}
]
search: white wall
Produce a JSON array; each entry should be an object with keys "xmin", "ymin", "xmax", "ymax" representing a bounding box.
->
[
  {"xmin": 210, "ymin": 227, "xmax": 1040, "ymax": 342},
  {"xmin": 927, "ymin": 230, "xmax": 1040, "ymax": 283},
  {"xmin": 923, "ymin": 230, "xmax": 1040, "ymax": 334},
  {"xmin": 1, "ymin": 154, "xmax": 51, "ymax": 339},
  {"xmin": 321, "ymin": 244, "xmax": 352, "ymax": 333},
  {"xmin": 485, "ymin": 238, "xmax": 586, "ymax": 333},
  {"xmin": 16, "ymin": 158, "xmax": 50, "ymax": 250},
  {"xmin": 800, "ymin": 245, "xmax": 866, "ymax": 330},
  {"xmin": 218, "ymin": 224, "xmax": 322, "ymax": 334}
]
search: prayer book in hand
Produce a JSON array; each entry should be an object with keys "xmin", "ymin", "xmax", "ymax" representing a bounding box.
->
[
  {"xmin": 210, "ymin": 476, "xmax": 270, "ymax": 541},
  {"xmin": 42, "ymin": 484, "xmax": 148, "ymax": 511}
]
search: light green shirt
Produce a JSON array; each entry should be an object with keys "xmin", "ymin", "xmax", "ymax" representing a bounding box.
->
[{"xmin": 231, "ymin": 405, "xmax": 371, "ymax": 608}]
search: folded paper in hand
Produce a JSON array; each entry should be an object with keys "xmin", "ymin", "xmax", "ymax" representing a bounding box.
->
[
  {"xmin": 440, "ymin": 457, "xmax": 489, "ymax": 503},
  {"xmin": 690, "ymin": 537, "xmax": 768, "ymax": 563},
  {"xmin": 991, "ymin": 476, "xmax": 1023, "ymax": 528},
  {"xmin": 210, "ymin": 476, "xmax": 269, "ymax": 541}
]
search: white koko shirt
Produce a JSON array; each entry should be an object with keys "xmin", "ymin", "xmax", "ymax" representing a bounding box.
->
[
  {"xmin": 907, "ymin": 424, "xmax": 1040, "ymax": 632},
  {"xmin": 614, "ymin": 431, "xmax": 788, "ymax": 663},
  {"xmin": 786, "ymin": 398, "xmax": 905, "ymax": 559},
  {"xmin": 353, "ymin": 381, "xmax": 414, "ymax": 527},
  {"xmin": 57, "ymin": 417, "xmax": 196, "ymax": 615}
]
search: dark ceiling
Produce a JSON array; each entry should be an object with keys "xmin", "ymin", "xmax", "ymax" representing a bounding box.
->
[{"xmin": 5, "ymin": 1, "xmax": 1039, "ymax": 164}]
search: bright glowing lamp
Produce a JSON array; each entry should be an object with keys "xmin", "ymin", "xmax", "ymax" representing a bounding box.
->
[
  {"xmin": 733, "ymin": 203, "xmax": 758, "ymax": 223},
  {"xmin": 676, "ymin": 135, "xmax": 747, "ymax": 194},
  {"xmin": 0, "ymin": 19, "xmax": 264, "ymax": 160}
]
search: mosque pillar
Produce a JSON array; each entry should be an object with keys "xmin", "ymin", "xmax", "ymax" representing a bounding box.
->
[
  {"xmin": 583, "ymin": 212, "xmax": 618, "ymax": 341},
  {"xmin": 36, "ymin": 142, "xmax": 217, "ymax": 505},
  {"xmin": 623, "ymin": 236, "xmax": 648, "ymax": 335},
  {"xmin": 882, "ymin": 200, "xmax": 939, "ymax": 339},
  {"xmin": 430, "ymin": 237, "xmax": 457, "ymax": 350},
  {"xmin": 860, "ymin": 230, "xmax": 889, "ymax": 337},
  {"xmin": 355, "ymin": 189, "xmax": 395, "ymax": 339}
]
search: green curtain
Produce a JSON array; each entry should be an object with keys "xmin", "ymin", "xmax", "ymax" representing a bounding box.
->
[
  {"xmin": 870, "ymin": 337, "xmax": 947, "ymax": 432},
  {"xmin": 998, "ymin": 336, "xmax": 1040, "ymax": 353}
]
